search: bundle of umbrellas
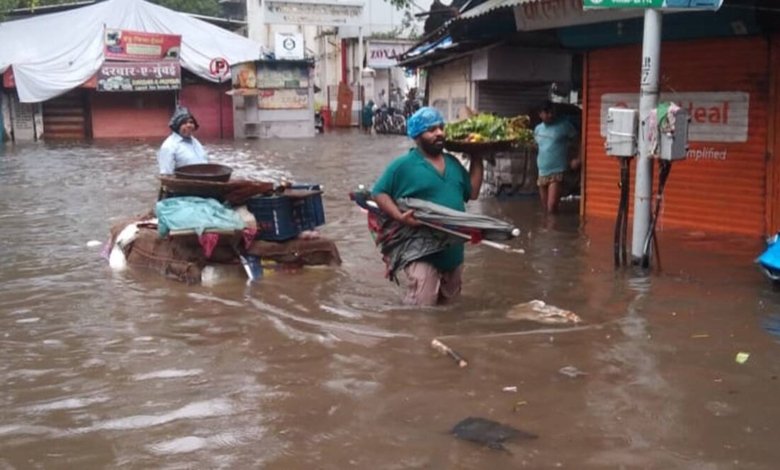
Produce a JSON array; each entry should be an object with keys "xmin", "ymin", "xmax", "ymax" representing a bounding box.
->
[{"xmin": 350, "ymin": 189, "xmax": 522, "ymax": 282}]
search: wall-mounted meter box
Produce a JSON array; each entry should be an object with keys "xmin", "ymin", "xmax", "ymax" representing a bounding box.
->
[
  {"xmin": 606, "ymin": 108, "xmax": 638, "ymax": 157},
  {"xmin": 658, "ymin": 108, "xmax": 690, "ymax": 161}
]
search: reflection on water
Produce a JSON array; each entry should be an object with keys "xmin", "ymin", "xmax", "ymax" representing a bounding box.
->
[{"xmin": 1, "ymin": 133, "xmax": 780, "ymax": 468}]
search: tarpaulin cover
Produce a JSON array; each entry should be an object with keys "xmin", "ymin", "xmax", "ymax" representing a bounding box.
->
[
  {"xmin": 156, "ymin": 196, "xmax": 245, "ymax": 237},
  {"xmin": 757, "ymin": 233, "xmax": 780, "ymax": 281},
  {"xmin": 0, "ymin": 0, "xmax": 263, "ymax": 103}
]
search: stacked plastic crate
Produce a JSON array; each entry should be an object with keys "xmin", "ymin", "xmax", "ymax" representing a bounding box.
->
[{"xmin": 246, "ymin": 184, "xmax": 325, "ymax": 241}]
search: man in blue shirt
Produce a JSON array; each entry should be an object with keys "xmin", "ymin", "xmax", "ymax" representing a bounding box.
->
[
  {"xmin": 533, "ymin": 100, "xmax": 578, "ymax": 214},
  {"xmin": 372, "ymin": 107, "xmax": 484, "ymax": 306},
  {"xmin": 158, "ymin": 107, "xmax": 208, "ymax": 175}
]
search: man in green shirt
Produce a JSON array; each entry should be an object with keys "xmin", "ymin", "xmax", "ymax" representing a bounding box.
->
[{"xmin": 372, "ymin": 107, "xmax": 483, "ymax": 306}]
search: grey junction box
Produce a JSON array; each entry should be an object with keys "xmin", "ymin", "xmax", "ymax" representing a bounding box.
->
[
  {"xmin": 658, "ymin": 108, "xmax": 690, "ymax": 161},
  {"xmin": 606, "ymin": 107, "xmax": 638, "ymax": 158}
]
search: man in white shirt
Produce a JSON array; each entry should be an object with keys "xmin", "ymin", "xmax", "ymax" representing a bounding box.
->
[{"xmin": 158, "ymin": 106, "xmax": 208, "ymax": 175}]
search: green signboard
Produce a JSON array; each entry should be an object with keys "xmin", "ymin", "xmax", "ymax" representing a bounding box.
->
[{"xmin": 583, "ymin": 0, "xmax": 722, "ymax": 9}]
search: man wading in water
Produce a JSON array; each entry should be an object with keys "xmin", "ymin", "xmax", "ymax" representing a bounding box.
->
[{"xmin": 372, "ymin": 107, "xmax": 484, "ymax": 306}]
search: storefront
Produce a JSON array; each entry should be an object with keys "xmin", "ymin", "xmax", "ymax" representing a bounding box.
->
[
  {"xmin": 583, "ymin": 35, "xmax": 772, "ymax": 236},
  {"xmin": 427, "ymin": 57, "xmax": 473, "ymax": 121}
]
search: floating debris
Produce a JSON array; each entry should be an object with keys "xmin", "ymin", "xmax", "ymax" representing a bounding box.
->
[
  {"xmin": 558, "ymin": 365, "xmax": 588, "ymax": 378},
  {"xmin": 451, "ymin": 417, "xmax": 537, "ymax": 450},
  {"xmin": 735, "ymin": 352, "xmax": 750, "ymax": 364},
  {"xmin": 507, "ymin": 300, "xmax": 582, "ymax": 325},
  {"xmin": 431, "ymin": 339, "xmax": 468, "ymax": 368}
]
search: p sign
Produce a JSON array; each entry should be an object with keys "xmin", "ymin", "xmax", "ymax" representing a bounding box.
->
[{"xmin": 209, "ymin": 58, "xmax": 230, "ymax": 81}]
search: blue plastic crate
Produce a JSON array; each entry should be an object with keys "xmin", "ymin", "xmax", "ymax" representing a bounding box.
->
[
  {"xmin": 246, "ymin": 195, "xmax": 301, "ymax": 241},
  {"xmin": 289, "ymin": 184, "xmax": 325, "ymax": 228}
]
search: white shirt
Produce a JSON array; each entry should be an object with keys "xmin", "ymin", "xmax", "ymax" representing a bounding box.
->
[{"xmin": 157, "ymin": 132, "xmax": 208, "ymax": 174}]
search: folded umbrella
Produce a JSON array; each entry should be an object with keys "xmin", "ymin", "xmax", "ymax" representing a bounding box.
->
[{"xmin": 350, "ymin": 190, "xmax": 522, "ymax": 282}]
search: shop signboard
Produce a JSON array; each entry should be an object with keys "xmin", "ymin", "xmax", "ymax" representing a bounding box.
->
[
  {"xmin": 104, "ymin": 29, "xmax": 182, "ymax": 62},
  {"xmin": 257, "ymin": 62, "xmax": 310, "ymax": 89},
  {"xmin": 97, "ymin": 61, "xmax": 181, "ymax": 92},
  {"xmin": 258, "ymin": 88, "xmax": 309, "ymax": 109},
  {"xmin": 583, "ymin": 0, "xmax": 722, "ymax": 9},
  {"xmin": 232, "ymin": 62, "xmax": 258, "ymax": 89},
  {"xmin": 367, "ymin": 41, "xmax": 412, "ymax": 69},
  {"xmin": 600, "ymin": 92, "xmax": 749, "ymax": 144},
  {"xmin": 514, "ymin": 0, "xmax": 645, "ymax": 31}
]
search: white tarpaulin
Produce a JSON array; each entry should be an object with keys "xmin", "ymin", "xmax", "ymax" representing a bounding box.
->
[{"xmin": 0, "ymin": 0, "xmax": 263, "ymax": 102}]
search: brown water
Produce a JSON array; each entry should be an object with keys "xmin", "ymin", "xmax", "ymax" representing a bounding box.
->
[{"xmin": 2, "ymin": 131, "xmax": 780, "ymax": 469}]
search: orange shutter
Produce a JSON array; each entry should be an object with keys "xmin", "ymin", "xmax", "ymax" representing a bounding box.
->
[{"xmin": 584, "ymin": 36, "xmax": 769, "ymax": 236}]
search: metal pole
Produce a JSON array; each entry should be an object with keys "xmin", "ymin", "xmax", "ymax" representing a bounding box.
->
[
  {"xmin": 631, "ymin": 9, "xmax": 662, "ymax": 263},
  {"xmin": 357, "ymin": 28, "xmax": 364, "ymax": 86},
  {"xmin": 358, "ymin": 26, "xmax": 364, "ymax": 128}
]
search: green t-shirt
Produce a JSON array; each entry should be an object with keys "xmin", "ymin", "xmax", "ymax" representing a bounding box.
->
[{"xmin": 372, "ymin": 147, "xmax": 472, "ymax": 271}]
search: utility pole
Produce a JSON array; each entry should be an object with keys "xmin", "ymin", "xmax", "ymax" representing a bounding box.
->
[{"xmin": 630, "ymin": 8, "xmax": 662, "ymax": 263}]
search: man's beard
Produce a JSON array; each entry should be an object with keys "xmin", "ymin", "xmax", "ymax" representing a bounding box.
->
[{"xmin": 420, "ymin": 138, "xmax": 444, "ymax": 155}]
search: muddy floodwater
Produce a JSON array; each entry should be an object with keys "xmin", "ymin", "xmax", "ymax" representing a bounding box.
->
[{"xmin": 2, "ymin": 131, "xmax": 780, "ymax": 469}]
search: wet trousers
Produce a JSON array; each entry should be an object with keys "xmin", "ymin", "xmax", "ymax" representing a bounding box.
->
[{"xmin": 402, "ymin": 261, "xmax": 463, "ymax": 306}]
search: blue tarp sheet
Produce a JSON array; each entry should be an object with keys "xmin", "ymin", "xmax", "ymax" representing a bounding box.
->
[{"xmin": 156, "ymin": 196, "xmax": 245, "ymax": 237}]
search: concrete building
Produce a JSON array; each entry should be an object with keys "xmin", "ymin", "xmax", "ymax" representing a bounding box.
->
[{"xmin": 245, "ymin": 0, "xmax": 426, "ymax": 124}]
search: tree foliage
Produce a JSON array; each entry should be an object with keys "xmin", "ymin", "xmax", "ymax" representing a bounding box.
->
[
  {"xmin": 384, "ymin": 0, "xmax": 415, "ymax": 9},
  {"xmin": 1, "ymin": 0, "xmax": 223, "ymax": 20},
  {"xmin": 149, "ymin": 0, "xmax": 220, "ymax": 17}
]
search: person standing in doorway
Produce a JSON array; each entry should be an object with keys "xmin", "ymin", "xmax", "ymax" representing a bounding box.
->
[
  {"xmin": 533, "ymin": 100, "xmax": 578, "ymax": 214},
  {"xmin": 372, "ymin": 107, "xmax": 483, "ymax": 306}
]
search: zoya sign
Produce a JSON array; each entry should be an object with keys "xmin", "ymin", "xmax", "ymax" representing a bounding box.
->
[
  {"xmin": 367, "ymin": 41, "xmax": 412, "ymax": 68},
  {"xmin": 600, "ymin": 92, "xmax": 749, "ymax": 142}
]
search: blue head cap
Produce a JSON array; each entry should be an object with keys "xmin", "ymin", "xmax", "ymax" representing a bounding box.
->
[{"xmin": 407, "ymin": 106, "xmax": 445, "ymax": 139}]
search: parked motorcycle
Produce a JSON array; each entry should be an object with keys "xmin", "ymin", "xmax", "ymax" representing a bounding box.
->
[
  {"xmin": 373, "ymin": 104, "xmax": 406, "ymax": 135},
  {"xmin": 314, "ymin": 111, "xmax": 324, "ymax": 133}
]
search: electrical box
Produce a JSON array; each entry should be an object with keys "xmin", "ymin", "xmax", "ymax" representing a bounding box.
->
[
  {"xmin": 606, "ymin": 108, "xmax": 638, "ymax": 157},
  {"xmin": 658, "ymin": 108, "xmax": 690, "ymax": 161}
]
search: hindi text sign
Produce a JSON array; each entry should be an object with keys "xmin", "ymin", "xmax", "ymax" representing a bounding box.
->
[
  {"xmin": 104, "ymin": 29, "xmax": 181, "ymax": 62},
  {"xmin": 258, "ymin": 88, "xmax": 309, "ymax": 109},
  {"xmin": 97, "ymin": 62, "xmax": 181, "ymax": 92}
]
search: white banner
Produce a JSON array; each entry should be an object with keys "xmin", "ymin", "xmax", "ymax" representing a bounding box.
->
[
  {"xmin": 367, "ymin": 41, "xmax": 412, "ymax": 68},
  {"xmin": 600, "ymin": 92, "xmax": 750, "ymax": 142}
]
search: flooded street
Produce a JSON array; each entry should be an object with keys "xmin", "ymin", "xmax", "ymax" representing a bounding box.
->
[{"xmin": 2, "ymin": 131, "xmax": 780, "ymax": 469}]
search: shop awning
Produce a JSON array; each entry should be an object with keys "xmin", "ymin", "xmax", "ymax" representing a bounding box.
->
[
  {"xmin": 454, "ymin": 0, "xmax": 537, "ymax": 22},
  {"xmin": 454, "ymin": 0, "xmax": 645, "ymax": 31}
]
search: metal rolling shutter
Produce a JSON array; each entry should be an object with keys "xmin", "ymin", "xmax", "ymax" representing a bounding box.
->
[
  {"xmin": 428, "ymin": 58, "xmax": 471, "ymax": 121},
  {"xmin": 768, "ymin": 34, "xmax": 780, "ymax": 232},
  {"xmin": 476, "ymin": 81, "xmax": 549, "ymax": 117},
  {"xmin": 584, "ymin": 36, "xmax": 769, "ymax": 236},
  {"xmin": 42, "ymin": 90, "xmax": 89, "ymax": 139}
]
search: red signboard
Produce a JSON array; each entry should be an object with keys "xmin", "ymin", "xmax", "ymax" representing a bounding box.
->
[
  {"xmin": 97, "ymin": 61, "xmax": 181, "ymax": 92},
  {"xmin": 104, "ymin": 29, "xmax": 181, "ymax": 62},
  {"xmin": 3, "ymin": 68, "xmax": 15, "ymax": 88}
]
